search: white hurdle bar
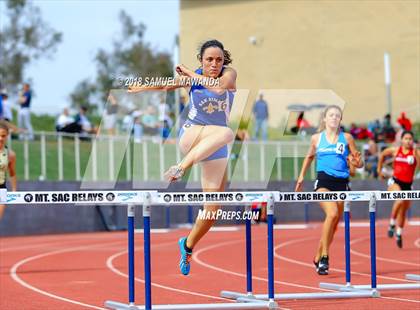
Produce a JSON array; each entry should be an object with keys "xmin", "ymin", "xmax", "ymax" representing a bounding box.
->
[{"xmin": 406, "ymin": 274, "xmax": 420, "ymax": 281}]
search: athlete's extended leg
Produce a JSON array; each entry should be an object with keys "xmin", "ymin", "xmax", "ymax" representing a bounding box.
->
[
  {"xmin": 178, "ymin": 158, "xmax": 227, "ymax": 275},
  {"xmin": 388, "ymin": 183, "xmax": 403, "ymax": 238}
]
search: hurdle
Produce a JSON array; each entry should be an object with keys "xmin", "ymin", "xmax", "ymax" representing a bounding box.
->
[
  {"xmin": 222, "ymin": 191, "xmax": 383, "ymax": 302},
  {"xmin": 106, "ymin": 191, "xmax": 280, "ymax": 310},
  {"xmin": 319, "ymin": 190, "xmax": 420, "ymax": 293}
]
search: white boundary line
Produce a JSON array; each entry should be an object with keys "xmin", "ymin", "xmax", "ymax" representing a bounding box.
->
[
  {"xmin": 273, "ymin": 236, "xmax": 420, "ymax": 303},
  {"xmin": 350, "ymin": 236, "xmax": 420, "ymax": 268},
  {"xmin": 193, "ymin": 237, "xmax": 333, "ymax": 292},
  {"xmin": 105, "ymin": 243, "xmax": 231, "ymax": 302},
  {"xmin": 9, "ymin": 240, "xmax": 124, "ymax": 310}
]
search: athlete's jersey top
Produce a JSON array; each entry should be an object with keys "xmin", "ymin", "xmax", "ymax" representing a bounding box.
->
[
  {"xmin": 0, "ymin": 147, "xmax": 8, "ymax": 185},
  {"xmin": 393, "ymin": 146, "xmax": 417, "ymax": 183},
  {"xmin": 316, "ymin": 131, "xmax": 350, "ymax": 179},
  {"xmin": 187, "ymin": 67, "xmax": 234, "ymax": 127}
]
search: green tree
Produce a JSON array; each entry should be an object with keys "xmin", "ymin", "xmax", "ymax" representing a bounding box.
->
[
  {"xmin": 0, "ymin": 0, "xmax": 62, "ymax": 91},
  {"xmin": 69, "ymin": 10, "xmax": 173, "ymax": 113}
]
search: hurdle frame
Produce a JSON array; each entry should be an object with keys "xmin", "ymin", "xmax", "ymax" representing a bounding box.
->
[
  {"xmin": 320, "ymin": 192, "xmax": 420, "ymax": 293},
  {"xmin": 221, "ymin": 192, "xmax": 380, "ymax": 302},
  {"xmin": 105, "ymin": 191, "xmax": 279, "ymax": 310}
]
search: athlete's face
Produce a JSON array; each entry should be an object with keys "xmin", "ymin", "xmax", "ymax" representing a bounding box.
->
[
  {"xmin": 401, "ymin": 133, "xmax": 414, "ymax": 149},
  {"xmin": 324, "ymin": 108, "xmax": 342, "ymax": 130},
  {"xmin": 0, "ymin": 128, "xmax": 8, "ymax": 148},
  {"xmin": 201, "ymin": 47, "xmax": 224, "ymax": 78}
]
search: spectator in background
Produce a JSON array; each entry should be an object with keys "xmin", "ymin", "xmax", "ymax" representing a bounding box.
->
[
  {"xmin": 368, "ymin": 119, "xmax": 382, "ymax": 140},
  {"xmin": 103, "ymin": 93, "xmax": 118, "ymax": 135},
  {"xmin": 363, "ymin": 138, "xmax": 379, "ymax": 178},
  {"xmin": 291, "ymin": 112, "xmax": 311, "ymax": 134},
  {"xmin": 349, "ymin": 123, "xmax": 359, "ymax": 138},
  {"xmin": 75, "ymin": 106, "xmax": 97, "ymax": 137},
  {"xmin": 382, "ymin": 113, "xmax": 396, "ymax": 142},
  {"xmin": 142, "ymin": 105, "xmax": 159, "ymax": 136},
  {"xmin": 132, "ymin": 110, "xmax": 143, "ymax": 143},
  {"xmin": 0, "ymin": 90, "xmax": 13, "ymax": 122},
  {"xmin": 397, "ymin": 112, "xmax": 412, "ymax": 131},
  {"xmin": 252, "ymin": 93, "xmax": 269, "ymax": 140},
  {"xmin": 356, "ymin": 124, "xmax": 373, "ymax": 140},
  {"xmin": 60, "ymin": 106, "xmax": 97, "ymax": 138},
  {"xmin": 18, "ymin": 83, "xmax": 34, "ymax": 140},
  {"xmin": 56, "ymin": 108, "xmax": 74, "ymax": 132}
]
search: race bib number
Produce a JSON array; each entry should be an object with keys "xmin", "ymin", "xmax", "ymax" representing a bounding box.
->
[{"xmin": 335, "ymin": 142, "xmax": 345, "ymax": 154}]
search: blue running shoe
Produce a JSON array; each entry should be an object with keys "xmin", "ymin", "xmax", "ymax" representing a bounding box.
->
[{"xmin": 178, "ymin": 237, "xmax": 192, "ymax": 275}]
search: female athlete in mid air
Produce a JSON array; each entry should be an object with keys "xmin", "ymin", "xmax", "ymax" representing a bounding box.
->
[{"xmin": 129, "ymin": 39, "xmax": 236, "ymax": 275}]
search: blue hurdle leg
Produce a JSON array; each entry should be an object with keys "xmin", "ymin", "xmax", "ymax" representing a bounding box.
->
[
  {"xmin": 245, "ymin": 205, "xmax": 253, "ymax": 295},
  {"xmin": 143, "ymin": 194, "xmax": 152, "ymax": 310},
  {"xmin": 344, "ymin": 201, "xmax": 351, "ymax": 286},
  {"xmin": 368, "ymin": 194, "xmax": 378, "ymax": 295},
  {"xmin": 128, "ymin": 204, "xmax": 136, "ymax": 306}
]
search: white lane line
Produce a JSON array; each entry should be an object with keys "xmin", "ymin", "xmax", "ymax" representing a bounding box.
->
[
  {"xmin": 350, "ymin": 236, "xmax": 420, "ymax": 268},
  {"xmin": 10, "ymin": 240, "xmax": 124, "ymax": 310},
  {"xmin": 275, "ymin": 236, "xmax": 418, "ymax": 283},
  {"xmin": 106, "ymin": 243, "xmax": 230, "ymax": 302},
  {"xmin": 194, "ymin": 237, "xmax": 332, "ymax": 292}
]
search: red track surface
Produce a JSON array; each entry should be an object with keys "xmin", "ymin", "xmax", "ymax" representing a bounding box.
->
[{"xmin": 1, "ymin": 220, "xmax": 419, "ymax": 309}]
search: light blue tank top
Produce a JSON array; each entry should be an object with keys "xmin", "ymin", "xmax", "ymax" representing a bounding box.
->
[
  {"xmin": 187, "ymin": 68, "xmax": 234, "ymax": 127},
  {"xmin": 316, "ymin": 131, "xmax": 350, "ymax": 178}
]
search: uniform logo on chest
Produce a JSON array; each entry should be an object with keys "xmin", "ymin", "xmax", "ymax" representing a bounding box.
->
[{"xmin": 199, "ymin": 97, "xmax": 228, "ymax": 114}]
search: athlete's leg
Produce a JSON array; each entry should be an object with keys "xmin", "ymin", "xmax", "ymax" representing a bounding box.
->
[
  {"xmin": 389, "ymin": 183, "xmax": 404, "ymax": 219},
  {"xmin": 315, "ymin": 188, "xmax": 340, "ymax": 261},
  {"xmin": 0, "ymin": 204, "xmax": 5, "ymax": 220},
  {"xmin": 388, "ymin": 183, "xmax": 403, "ymax": 237},
  {"xmin": 328, "ymin": 201, "xmax": 344, "ymax": 247},
  {"xmin": 185, "ymin": 158, "xmax": 228, "ymax": 249},
  {"xmin": 397, "ymin": 200, "xmax": 411, "ymax": 229},
  {"xmin": 179, "ymin": 125, "xmax": 234, "ymax": 171}
]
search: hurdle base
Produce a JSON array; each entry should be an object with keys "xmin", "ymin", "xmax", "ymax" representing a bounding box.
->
[
  {"xmin": 105, "ymin": 300, "xmax": 277, "ymax": 309},
  {"xmin": 406, "ymin": 274, "xmax": 420, "ymax": 281},
  {"xmin": 320, "ymin": 281, "xmax": 419, "ymax": 292},
  {"xmin": 220, "ymin": 291, "xmax": 257, "ymax": 300},
  {"xmin": 220, "ymin": 290, "xmax": 376, "ymax": 301},
  {"xmin": 253, "ymin": 290, "xmax": 377, "ymax": 300}
]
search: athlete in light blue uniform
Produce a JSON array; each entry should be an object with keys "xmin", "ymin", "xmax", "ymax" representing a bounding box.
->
[
  {"xmin": 129, "ymin": 39, "xmax": 237, "ymax": 276},
  {"xmin": 179, "ymin": 67, "xmax": 235, "ymax": 161},
  {"xmin": 296, "ymin": 105, "xmax": 363, "ymax": 275},
  {"xmin": 314, "ymin": 130, "xmax": 350, "ymax": 190}
]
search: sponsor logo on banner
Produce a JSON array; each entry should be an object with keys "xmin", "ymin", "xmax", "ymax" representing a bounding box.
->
[
  {"xmin": 106, "ymin": 192, "xmax": 116, "ymax": 202},
  {"xmin": 235, "ymin": 193, "xmax": 244, "ymax": 201},
  {"xmin": 7, "ymin": 193, "xmax": 21, "ymax": 203},
  {"xmin": 244, "ymin": 193, "xmax": 263, "ymax": 202},
  {"xmin": 24, "ymin": 194, "xmax": 33, "ymax": 203},
  {"xmin": 348, "ymin": 192, "xmax": 364, "ymax": 201},
  {"xmin": 339, "ymin": 193, "xmax": 347, "ymax": 200},
  {"xmin": 163, "ymin": 194, "xmax": 172, "ymax": 203},
  {"xmin": 117, "ymin": 192, "xmax": 137, "ymax": 202}
]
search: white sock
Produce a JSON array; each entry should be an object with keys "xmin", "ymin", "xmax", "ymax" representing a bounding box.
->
[
  {"xmin": 396, "ymin": 227, "xmax": 403, "ymax": 236},
  {"xmin": 390, "ymin": 218, "xmax": 396, "ymax": 226}
]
